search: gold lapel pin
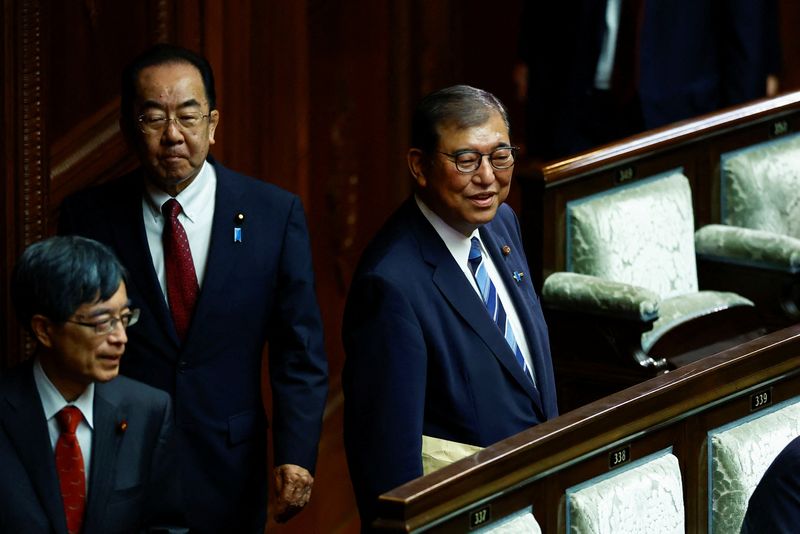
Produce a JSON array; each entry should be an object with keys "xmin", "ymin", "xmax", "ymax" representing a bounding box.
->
[{"xmin": 502, "ymin": 245, "xmax": 511, "ymax": 256}]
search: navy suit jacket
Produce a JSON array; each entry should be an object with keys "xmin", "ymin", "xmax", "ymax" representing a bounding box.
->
[
  {"xmin": 522, "ymin": 0, "xmax": 780, "ymax": 158},
  {"xmin": 0, "ymin": 361, "xmax": 182, "ymax": 533},
  {"xmin": 342, "ymin": 199, "xmax": 558, "ymax": 527},
  {"xmin": 741, "ymin": 435, "xmax": 800, "ymax": 534},
  {"xmin": 58, "ymin": 160, "xmax": 329, "ymax": 532}
]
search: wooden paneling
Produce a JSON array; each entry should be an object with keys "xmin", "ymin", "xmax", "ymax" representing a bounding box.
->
[
  {"xmin": 2, "ymin": 0, "xmax": 49, "ymax": 367},
  {"xmin": 2, "ymin": 1, "xmax": 799, "ymax": 532},
  {"xmin": 779, "ymin": 0, "xmax": 800, "ymax": 91}
]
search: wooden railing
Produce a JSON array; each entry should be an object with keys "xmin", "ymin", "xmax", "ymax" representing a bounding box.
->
[{"xmin": 373, "ymin": 324, "xmax": 800, "ymax": 532}]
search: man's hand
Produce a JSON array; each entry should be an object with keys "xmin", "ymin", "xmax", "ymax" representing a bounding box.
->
[{"xmin": 273, "ymin": 464, "xmax": 314, "ymax": 523}]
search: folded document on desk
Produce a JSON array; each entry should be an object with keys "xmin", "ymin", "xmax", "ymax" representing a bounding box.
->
[{"xmin": 422, "ymin": 434, "xmax": 483, "ymax": 475}]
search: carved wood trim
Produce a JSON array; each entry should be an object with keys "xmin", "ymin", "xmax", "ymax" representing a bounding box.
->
[
  {"xmin": 19, "ymin": 0, "xmax": 46, "ymax": 247},
  {"xmin": 48, "ymin": 98, "xmax": 138, "ymax": 217}
]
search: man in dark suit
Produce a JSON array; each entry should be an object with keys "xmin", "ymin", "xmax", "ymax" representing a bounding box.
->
[
  {"xmin": 342, "ymin": 85, "xmax": 558, "ymax": 529},
  {"xmin": 517, "ymin": 0, "xmax": 781, "ymax": 159},
  {"xmin": 58, "ymin": 44, "xmax": 328, "ymax": 532},
  {"xmin": 740, "ymin": 435, "xmax": 800, "ymax": 533},
  {"xmin": 0, "ymin": 236, "xmax": 183, "ymax": 533}
]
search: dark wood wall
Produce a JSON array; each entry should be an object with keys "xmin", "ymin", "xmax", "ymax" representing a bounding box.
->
[{"xmin": 1, "ymin": 1, "xmax": 797, "ymax": 532}]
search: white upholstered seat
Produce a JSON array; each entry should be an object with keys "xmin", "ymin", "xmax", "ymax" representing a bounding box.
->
[{"xmin": 564, "ymin": 450, "xmax": 684, "ymax": 534}]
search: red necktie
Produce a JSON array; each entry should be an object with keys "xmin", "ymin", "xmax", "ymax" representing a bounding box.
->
[
  {"xmin": 56, "ymin": 406, "xmax": 86, "ymax": 534},
  {"xmin": 162, "ymin": 198, "xmax": 199, "ymax": 341}
]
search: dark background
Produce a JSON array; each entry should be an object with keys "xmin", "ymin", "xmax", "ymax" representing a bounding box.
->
[{"xmin": 3, "ymin": 1, "xmax": 800, "ymax": 531}]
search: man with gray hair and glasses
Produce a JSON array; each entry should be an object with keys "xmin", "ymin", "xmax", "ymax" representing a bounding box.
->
[
  {"xmin": 343, "ymin": 85, "xmax": 558, "ymax": 529},
  {"xmin": 0, "ymin": 235, "xmax": 184, "ymax": 533}
]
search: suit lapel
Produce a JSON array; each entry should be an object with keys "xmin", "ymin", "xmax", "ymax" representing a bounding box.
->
[
  {"xmin": 108, "ymin": 173, "xmax": 179, "ymax": 346},
  {"xmin": 184, "ymin": 163, "xmax": 241, "ymax": 344},
  {"xmin": 481, "ymin": 228, "xmax": 545, "ymax": 414},
  {"xmin": 82, "ymin": 385, "xmax": 124, "ymax": 534},
  {"xmin": 2, "ymin": 364, "xmax": 69, "ymax": 533},
  {"xmin": 409, "ymin": 203, "xmax": 541, "ymax": 406}
]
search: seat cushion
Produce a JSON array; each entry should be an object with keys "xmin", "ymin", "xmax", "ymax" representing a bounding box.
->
[
  {"xmin": 568, "ymin": 171, "xmax": 698, "ymax": 299},
  {"xmin": 708, "ymin": 398, "xmax": 800, "ymax": 534},
  {"xmin": 722, "ymin": 133, "xmax": 800, "ymax": 239},
  {"xmin": 642, "ymin": 290, "xmax": 753, "ymax": 352},
  {"xmin": 565, "ymin": 450, "xmax": 684, "ymax": 534}
]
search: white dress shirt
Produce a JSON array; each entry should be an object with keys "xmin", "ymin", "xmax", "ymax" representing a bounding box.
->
[
  {"xmin": 595, "ymin": 0, "xmax": 623, "ymax": 90},
  {"xmin": 33, "ymin": 358, "xmax": 94, "ymax": 493},
  {"xmin": 415, "ymin": 196, "xmax": 535, "ymax": 377},
  {"xmin": 143, "ymin": 160, "xmax": 217, "ymax": 304}
]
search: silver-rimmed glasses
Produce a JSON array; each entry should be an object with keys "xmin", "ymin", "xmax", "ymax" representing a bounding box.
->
[
  {"xmin": 67, "ymin": 308, "xmax": 141, "ymax": 335},
  {"xmin": 137, "ymin": 112, "xmax": 210, "ymax": 135}
]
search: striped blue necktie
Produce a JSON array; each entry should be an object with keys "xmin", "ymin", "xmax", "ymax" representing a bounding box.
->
[{"xmin": 468, "ymin": 237, "xmax": 535, "ymax": 384}]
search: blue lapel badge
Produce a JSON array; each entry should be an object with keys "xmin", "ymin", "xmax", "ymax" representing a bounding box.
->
[
  {"xmin": 502, "ymin": 245, "xmax": 523, "ymax": 282},
  {"xmin": 234, "ymin": 212, "xmax": 245, "ymax": 243}
]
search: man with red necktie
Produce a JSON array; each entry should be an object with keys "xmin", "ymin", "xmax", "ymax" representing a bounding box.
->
[
  {"xmin": 59, "ymin": 44, "xmax": 328, "ymax": 532},
  {"xmin": 0, "ymin": 236, "xmax": 184, "ymax": 533}
]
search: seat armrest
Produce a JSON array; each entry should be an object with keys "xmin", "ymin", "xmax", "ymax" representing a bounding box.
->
[
  {"xmin": 695, "ymin": 224, "xmax": 800, "ymax": 274},
  {"xmin": 542, "ymin": 272, "xmax": 660, "ymax": 322}
]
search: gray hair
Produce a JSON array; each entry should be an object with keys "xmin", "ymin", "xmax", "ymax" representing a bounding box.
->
[{"xmin": 411, "ymin": 85, "xmax": 510, "ymax": 155}]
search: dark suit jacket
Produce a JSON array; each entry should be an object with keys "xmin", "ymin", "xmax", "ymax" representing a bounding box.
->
[
  {"xmin": 342, "ymin": 199, "xmax": 558, "ymax": 527},
  {"xmin": 521, "ymin": 0, "xmax": 780, "ymax": 159},
  {"xmin": 0, "ymin": 361, "xmax": 181, "ymax": 533},
  {"xmin": 58, "ymin": 159, "xmax": 329, "ymax": 532},
  {"xmin": 740, "ymin": 435, "xmax": 800, "ymax": 534}
]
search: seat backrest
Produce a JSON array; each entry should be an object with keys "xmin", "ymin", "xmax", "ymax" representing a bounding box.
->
[
  {"xmin": 564, "ymin": 449, "xmax": 685, "ymax": 534},
  {"xmin": 567, "ymin": 171, "xmax": 698, "ymax": 299},
  {"xmin": 707, "ymin": 397, "xmax": 800, "ymax": 534},
  {"xmin": 474, "ymin": 510, "xmax": 542, "ymax": 533},
  {"xmin": 721, "ymin": 133, "xmax": 800, "ymax": 239}
]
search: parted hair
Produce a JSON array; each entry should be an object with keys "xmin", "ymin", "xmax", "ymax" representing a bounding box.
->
[
  {"xmin": 11, "ymin": 236, "xmax": 128, "ymax": 331},
  {"xmin": 410, "ymin": 84, "xmax": 510, "ymax": 155}
]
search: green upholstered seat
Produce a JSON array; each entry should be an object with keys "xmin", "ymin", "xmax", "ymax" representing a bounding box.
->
[
  {"xmin": 694, "ymin": 134, "xmax": 800, "ymax": 325},
  {"xmin": 544, "ymin": 171, "xmax": 753, "ymax": 353},
  {"xmin": 696, "ymin": 133, "xmax": 800, "ymax": 273},
  {"xmin": 720, "ymin": 133, "xmax": 800, "ymax": 238},
  {"xmin": 564, "ymin": 450, "xmax": 684, "ymax": 534},
  {"xmin": 695, "ymin": 224, "xmax": 800, "ymax": 274},
  {"xmin": 707, "ymin": 398, "xmax": 800, "ymax": 534}
]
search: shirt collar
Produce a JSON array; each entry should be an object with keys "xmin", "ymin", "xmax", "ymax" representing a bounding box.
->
[
  {"xmin": 415, "ymin": 195, "xmax": 481, "ymax": 266},
  {"xmin": 33, "ymin": 357, "xmax": 95, "ymax": 429},
  {"xmin": 144, "ymin": 159, "xmax": 216, "ymax": 223}
]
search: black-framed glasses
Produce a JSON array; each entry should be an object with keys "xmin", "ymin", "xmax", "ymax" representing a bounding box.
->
[
  {"xmin": 439, "ymin": 146, "xmax": 519, "ymax": 173},
  {"xmin": 137, "ymin": 112, "xmax": 210, "ymax": 135},
  {"xmin": 66, "ymin": 308, "xmax": 141, "ymax": 335}
]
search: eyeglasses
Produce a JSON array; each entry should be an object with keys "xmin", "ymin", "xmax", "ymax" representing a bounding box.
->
[
  {"xmin": 137, "ymin": 112, "xmax": 210, "ymax": 135},
  {"xmin": 439, "ymin": 146, "xmax": 519, "ymax": 173},
  {"xmin": 67, "ymin": 308, "xmax": 141, "ymax": 335}
]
